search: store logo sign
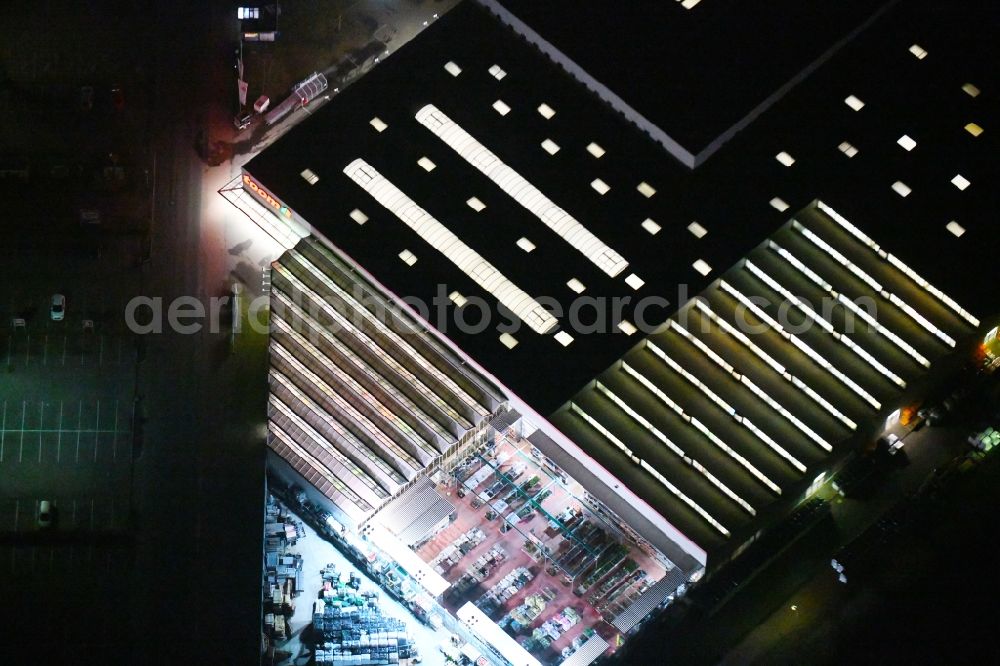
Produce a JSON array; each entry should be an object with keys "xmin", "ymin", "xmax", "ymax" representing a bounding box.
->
[{"xmin": 243, "ymin": 174, "xmax": 292, "ymax": 218}]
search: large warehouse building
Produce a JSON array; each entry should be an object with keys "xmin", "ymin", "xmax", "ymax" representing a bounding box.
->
[{"xmin": 223, "ymin": 1, "xmax": 994, "ymax": 663}]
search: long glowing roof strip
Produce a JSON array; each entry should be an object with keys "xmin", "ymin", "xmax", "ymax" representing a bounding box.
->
[
  {"xmin": 595, "ymin": 381, "xmax": 756, "ymax": 516},
  {"xmin": 794, "ymin": 224, "xmax": 956, "ymax": 347},
  {"xmin": 415, "ymin": 104, "xmax": 629, "ymax": 277},
  {"xmin": 769, "ymin": 242, "xmax": 931, "ymax": 368},
  {"xmin": 272, "ymin": 342, "xmax": 419, "ymax": 479},
  {"xmin": 286, "ymin": 255, "xmax": 489, "ymax": 417},
  {"xmin": 275, "ymin": 263, "xmax": 478, "ymax": 427},
  {"xmin": 621, "ymin": 362, "xmax": 781, "ymax": 494},
  {"xmin": 269, "ymin": 425, "xmax": 375, "ymax": 513},
  {"xmin": 794, "ymin": 226, "xmax": 883, "ymax": 293},
  {"xmin": 694, "ymin": 300, "xmax": 857, "ymax": 430},
  {"xmin": 887, "ymin": 294, "xmax": 955, "ymax": 347},
  {"xmin": 343, "ymin": 159, "xmax": 557, "ymax": 335},
  {"xmin": 569, "ymin": 402, "xmax": 730, "ymax": 536},
  {"xmin": 719, "ymin": 280, "xmax": 881, "ymax": 409},
  {"xmin": 272, "ymin": 290, "xmax": 462, "ymax": 439},
  {"xmin": 269, "ymin": 380, "xmax": 395, "ymax": 496},
  {"xmin": 836, "ymin": 295, "xmax": 930, "ymax": 367},
  {"xmin": 744, "ymin": 261, "xmax": 906, "ymax": 389},
  {"xmin": 273, "ymin": 317, "xmax": 438, "ymax": 461},
  {"xmin": 646, "ymin": 340, "xmax": 807, "ymax": 474},
  {"xmin": 669, "ymin": 320, "xmax": 833, "ymax": 452},
  {"xmin": 817, "ymin": 201, "xmax": 979, "ymax": 327}
]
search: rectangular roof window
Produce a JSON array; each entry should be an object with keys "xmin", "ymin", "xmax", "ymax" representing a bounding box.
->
[
  {"xmin": 618, "ymin": 320, "xmax": 638, "ymax": 336},
  {"xmin": 555, "ymin": 331, "xmax": 574, "ymax": 347},
  {"xmin": 775, "ymin": 151, "xmax": 795, "ymax": 167},
  {"xmin": 499, "ymin": 333, "xmax": 518, "ymax": 349},
  {"xmin": 838, "ymin": 141, "xmax": 858, "ymax": 158},
  {"xmin": 687, "ymin": 221, "xmax": 707, "ymax": 238},
  {"xmin": 965, "ymin": 123, "xmax": 983, "ymax": 137},
  {"xmin": 625, "ymin": 273, "xmax": 645, "ymax": 290}
]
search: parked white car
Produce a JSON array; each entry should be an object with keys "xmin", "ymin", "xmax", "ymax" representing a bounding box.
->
[{"xmin": 50, "ymin": 294, "xmax": 66, "ymax": 321}]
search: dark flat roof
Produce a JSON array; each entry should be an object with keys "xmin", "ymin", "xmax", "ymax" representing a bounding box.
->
[
  {"xmin": 244, "ymin": 0, "xmax": 998, "ymax": 556},
  {"xmin": 493, "ymin": 0, "xmax": 887, "ymax": 157},
  {"xmin": 245, "ymin": 1, "xmax": 774, "ymax": 413},
  {"xmin": 245, "ymin": 0, "xmax": 998, "ymax": 416}
]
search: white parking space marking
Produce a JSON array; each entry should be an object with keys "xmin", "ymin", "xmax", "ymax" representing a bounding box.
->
[
  {"xmin": 56, "ymin": 401, "xmax": 63, "ymax": 463},
  {"xmin": 38, "ymin": 402, "xmax": 44, "ymax": 463},
  {"xmin": 18, "ymin": 400, "xmax": 25, "ymax": 463},
  {"xmin": 112, "ymin": 400, "xmax": 119, "ymax": 461},
  {"xmin": 94, "ymin": 400, "xmax": 101, "ymax": 462},
  {"xmin": 75, "ymin": 400, "xmax": 83, "ymax": 463},
  {"xmin": 1, "ymin": 400, "xmax": 6, "ymax": 462}
]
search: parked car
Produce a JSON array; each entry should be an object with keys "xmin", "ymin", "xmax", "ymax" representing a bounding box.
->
[
  {"xmin": 50, "ymin": 294, "xmax": 66, "ymax": 321},
  {"xmin": 37, "ymin": 500, "xmax": 54, "ymax": 528}
]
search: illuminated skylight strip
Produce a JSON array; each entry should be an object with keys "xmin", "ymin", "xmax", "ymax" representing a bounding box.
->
[
  {"xmin": 836, "ymin": 294, "xmax": 930, "ymax": 367},
  {"xmin": 272, "ymin": 343, "xmax": 420, "ymax": 479},
  {"xmin": 621, "ymin": 362, "xmax": 781, "ymax": 494},
  {"xmin": 569, "ymin": 402, "xmax": 730, "ymax": 537},
  {"xmin": 415, "ymin": 104, "xmax": 629, "ymax": 277},
  {"xmin": 646, "ymin": 340, "xmax": 807, "ymax": 473},
  {"xmin": 668, "ymin": 321, "xmax": 833, "ymax": 452},
  {"xmin": 795, "ymin": 225, "xmax": 883, "ymax": 292},
  {"xmin": 817, "ymin": 201, "xmax": 979, "ymax": 327},
  {"xmin": 270, "ymin": 374, "xmax": 403, "ymax": 491},
  {"xmin": 694, "ymin": 300, "xmax": 856, "ymax": 430},
  {"xmin": 269, "ymin": 424, "xmax": 375, "ymax": 513},
  {"xmin": 769, "ymin": 242, "xmax": 931, "ymax": 368},
  {"xmin": 273, "ymin": 317, "xmax": 438, "ymax": 461},
  {"xmin": 272, "ymin": 289, "xmax": 463, "ymax": 440},
  {"xmin": 344, "ymin": 158, "xmax": 557, "ymax": 335},
  {"xmin": 793, "ymin": 224, "xmax": 955, "ymax": 347},
  {"xmin": 281, "ymin": 256, "xmax": 488, "ymax": 419},
  {"xmin": 719, "ymin": 280, "xmax": 881, "ymax": 410},
  {"xmin": 744, "ymin": 261, "xmax": 906, "ymax": 389},
  {"xmin": 595, "ymin": 382, "xmax": 756, "ymax": 516}
]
